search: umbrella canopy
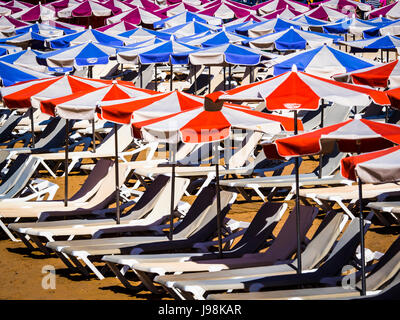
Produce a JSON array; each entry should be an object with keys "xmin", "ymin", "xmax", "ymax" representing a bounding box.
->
[
  {"xmin": 262, "ymin": 118, "xmax": 400, "ymax": 158},
  {"xmin": 100, "ymin": 0, "xmax": 135, "ymax": 15},
  {"xmin": 332, "ymin": 60, "xmax": 400, "ymax": 88},
  {"xmin": 214, "ymin": 69, "xmax": 390, "ymax": 108},
  {"xmin": 0, "ymin": 47, "xmax": 51, "ymax": 73},
  {"xmin": 339, "ymin": 34, "xmax": 400, "ymax": 53},
  {"xmin": 262, "ymin": 6, "xmax": 303, "ymax": 20},
  {"xmin": 386, "ymin": 86, "xmax": 400, "ymax": 110},
  {"xmin": 244, "ymin": 27, "xmax": 341, "ymax": 51},
  {"xmin": 254, "ymin": 0, "xmax": 309, "ymax": 15},
  {"xmin": 99, "ymin": 90, "xmax": 204, "ymax": 124},
  {"xmin": 186, "ymin": 43, "xmax": 275, "ymax": 66},
  {"xmin": 37, "ymin": 42, "xmax": 117, "ymax": 69},
  {"xmin": 0, "ymin": 15, "xmax": 31, "ymax": 32},
  {"xmin": 11, "ymin": 3, "xmax": 57, "ymax": 22},
  {"xmin": 270, "ymin": 44, "xmax": 375, "ymax": 77},
  {"xmin": 236, "ymin": 18, "xmax": 303, "ymax": 38},
  {"xmin": 311, "ymin": 0, "xmax": 372, "ymax": 12},
  {"xmin": 123, "ymin": 0, "xmax": 160, "ymax": 11},
  {"xmin": 42, "ymin": 20, "xmax": 86, "ymax": 33},
  {"xmin": 48, "ymin": 28, "xmax": 126, "ymax": 48},
  {"xmin": 106, "ymin": 7, "xmax": 165, "ymax": 25},
  {"xmin": 367, "ymin": 1, "xmax": 400, "ymax": 20},
  {"xmin": 15, "ymin": 22, "xmax": 76, "ymax": 37},
  {"xmin": 193, "ymin": 29, "xmax": 250, "ymax": 47},
  {"xmin": 39, "ymin": 82, "xmax": 156, "ymax": 120},
  {"xmin": 117, "ymin": 38, "xmax": 197, "ymax": 64},
  {"xmin": 0, "ymin": 44, "xmax": 22, "ymax": 55},
  {"xmin": 96, "ymin": 21, "xmax": 137, "ymax": 35},
  {"xmin": 153, "ymin": 10, "xmax": 222, "ymax": 29},
  {"xmin": 57, "ymin": 0, "xmax": 112, "ymax": 18},
  {"xmin": 154, "ymin": 2, "xmax": 200, "ymax": 17},
  {"xmin": 363, "ymin": 19, "xmax": 400, "ymax": 38},
  {"xmin": 198, "ymin": 1, "xmax": 254, "ymax": 20},
  {"xmin": 131, "ymin": 102, "xmax": 302, "ymax": 143},
  {"xmin": 161, "ymin": 20, "xmax": 220, "ymax": 38},
  {"xmin": 119, "ymin": 26, "xmax": 171, "ymax": 42},
  {"xmin": 302, "ymin": 4, "xmax": 350, "ymax": 21},
  {"xmin": 0, "ymin": 74, "xmax": 111, "ymax": 109},
  {"xmin": 0, "ymin": 60, "xmax": 50, "ymax": 86},
  {"xmin": 0, "ymin": 30, "xmax": 48, "ymax": 49},
  {"xmin": 47, "ymin": 0, "xmax": 83, "ymax": 13},
  {"xmin": 0, "ymin": 5, "xmax": 12, "ymax": 16},
  {"xmin": 341, "ymin": 145, "xmax": 400, "ymax": 183}
]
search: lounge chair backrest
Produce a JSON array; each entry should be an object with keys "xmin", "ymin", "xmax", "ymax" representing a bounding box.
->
[
  {"xmin": 0, "ymin": 112, "xmax": 23, "ymax": 143},
  {"xmin": 314, "ymin": 144, "xmax": 347, "ymax": 177},
  {"xmin": 256, "ymin": 206, "xmax": 318, "ymax": 264},
  {"xmin": 33, "ymin": 117, "xmax": 67, "ymax": 149},
  {"xmin": 227, "ymin": 131, "xmax": 263, "ymax": 169},
  {"xmin": 362, "ymin": 235, "xmax": 400, "ymax": 291},
  {"xmin": 230, "ymin": 202, "xmax": 286, "ymax": 256},
  {"xmin": 294, "ymin": 212, "xmax": 346, "ymax": 270},
  {"xmin": 95, "ymin": 124, "xmax": 134, "ymax": 153},
  {"xmin": 302, "ymin": 104, "xmax": 351, "ymax": 132},
  {"xmin": 121, "ymin": 176, "xmax": 189, "ymax": 222},
  {"xmin": 0, "ymin": 154, "xmax": 30, "ymax": 194},
  {"xmin": 69, "ymin": 159, "xmax": 115, "ymax": 202},
  {"xmin": 315, "ymin": 217, "xmax": 370, "ymax": 277},
  {"xmin": 0, "ymin": 156, "xmax": 41, "ymax": 199}
]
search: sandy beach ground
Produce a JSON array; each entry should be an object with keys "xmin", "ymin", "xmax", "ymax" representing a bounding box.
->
[{"xmin": 0, "ymin": 49, "xmax": 399, "ymax": 300}]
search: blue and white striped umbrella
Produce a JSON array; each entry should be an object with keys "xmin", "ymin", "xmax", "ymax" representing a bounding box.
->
[
  {"xmin": 119, "ymin": 26, "xmax": 172, "ymax": 43},
  {"xmin": 0, "ymin": 44, "xmax": 22, "ymax": 55},
  {"xmin": 48, "ymin": 27, "xmax": 126, "ymax": 49},
  {"xmin": 37, "ymin": 42, "xmax": 117, "ymax": 69},
  {"xmin": 339, "ymin": 34, "xmax": 400, "ymax": 52},
  {"xmin": 153, "ymin": 11, "xmax": 222, "ymax": 29},
  {"xmin": 0, "ymin": 48, "xmax": 50, "ymax": 73},
  {"xmin": 363, "ymin": 19, "xmax": 400, "ymax": 38},
  {"xmin": 235, "ymin": 18, "xmax": 303, "ymax": 38},
  {"xmin": 270, "ymin": 44, "xmax": 376, "ymax": 77},
  {"xmin": 15, "ymin": 22, "xmax": 77, "ymax": 37},
  {"xmin": 0, "ymin": 30, "xmax": 48, "ymax": 49},
  {"xmin": 117, "ymin": 39, "xmax": 198, "ymax": 65},
  {"xmin": 244, "ymin": 27, "xmax": 342, "ymax": 51},
  {"xmin": 160, "ymin": 20, "xmax": 221, "ymax": 39},
  {"xmin": 180, "ymin": 28, "xmax": 250, "ymax": 47},
  {"xmin": 0, "ymin": 60, "xmax": 51, "ymax": 86}
]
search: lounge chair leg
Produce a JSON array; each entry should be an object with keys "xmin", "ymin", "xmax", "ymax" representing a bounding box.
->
[
  {"xmin": 54, "ymin": 251, "xmax": 80, "ymax": 273},
  {"xmin": 68, "ymin": 255, "xmax": 91, "ymax": 277},
  {"xmin": 0, "ymin": 218, "xmax": 20, "ymax": 242},
  {"xmin": 133, "ymin": 269, "xmax": 164, "ymax": 294},
  {"xmin": 79, "ymin": 255, "xmax": 105, "ymax": 280},
  {"xmin": 38, "ymin": 159, "xmax": 57, "ymax": 178},
  {"xmin": 29, "ymin": 235, "xmax": 51, "ymax": 256},
  {"xmin": 105, "ymin": 262, "xmax": 137, "ymax": 290},
  {"xmin": 14, "ymin": 231, "xmax": 35, "ymax": 250}
]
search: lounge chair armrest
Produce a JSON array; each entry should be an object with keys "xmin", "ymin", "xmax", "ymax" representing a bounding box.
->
[
  {"xmin": 192, "ymin": 228, "xmax": 247, "ymax": 253},
  {"xmin": 224, "ymin": 218, "xmax": 250, "ymax": 231}
]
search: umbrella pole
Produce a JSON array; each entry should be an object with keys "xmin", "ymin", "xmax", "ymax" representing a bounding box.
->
[
  {"xmin": 169, "ymin": 143, "xmax": 175, "ymax": 241},
  {"xmin": 319, "ymin": 100, "xmax": 324, "ymax": 179},
  {"xmin": 228, "ymin": 65, "xmax": 232, "ymax": 89},
  {"xmin": 114, "ymin": 123, "xmax": 120, "ymax": 224},
  {"xmin": 381, "ymin": 49, "xmax": 383, "ymax": 63},
  {"xmin": 139, "ymin": 63, "xmax": 143, "ymax": 89},
  {"xmin": 30, "ymin": 108, "xmax": 35, "ymax": 148},
  {"xmin": 208, "ymin": 66, "xmax": 211, "ymax": 94},
  {"xmin": 223, "ymin": 67, "xmax": 226, "ymax": 91},
  {"xmin": 91, "ymin": 118, "xmax": 96, "ymax": 153},
  {"xmin": 294, "ymin": 110, "xmax": 302, "ymax": 274},
  {"xmin": 250, "ymin": 66, "xmax": 254, "ymax": 83},
  {"xmin": 155, "ymin": 64, "xmax": 158, "ymax": 92},
  {"xmin": 64, "ymin": 119, "xmax": 69, "ymax": 207},
  {"xmin": 386, "ymin": 50, "xmax": 389, "ymax": 63},
  {"xmin": 170, "ymin": 64, "xmax": 173, "ymax": 92},
  {"xmin": 215, "ymin": 142, "xmax": 223, "ymax": 259},
  {"xmin": 385, "ymin": 106, "xmax": 389, "ymax": 123},
  {"xmin": 194, "ymin": 65, "xmax": 198, "ymax": 95}
]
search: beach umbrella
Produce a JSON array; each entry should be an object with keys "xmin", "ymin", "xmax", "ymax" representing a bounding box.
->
[
  {"xmin": 311, "ymin": 0, "xmax": 372, "ymax": 13},
  {"xmin": 118, "ymin": 26, "xmax": 172, "ymax": 42},
  {"xmin": 42, "ymin": 19, "xmax": 86, "ymax": 33},
  {"xmin": 189, "ymin": 28, "xmax": 250, "ymax": 48},
  {"xmin": 254, "ymin": 0, "xmax": 309, "ymax": 15},
  {"xmin": 270, "ymin": 44, "xmax": 375, "ymax": 77},
  {"xmin": 301, "ymin": 5, "xmax": 350, "ymax": 22},
  {"xmin": 57, "ymin": 0, "xmax": 113, "ymax": 18},
  {"xmin": 100, "ymin": 0, "xmax": 135, "ymax": 15},
  {"xmin": 106, "ymin": 7, "xmax": 165, "ymax": 26},
  {"xmin": 154, "ymin": 2, "xmax": 200, "ymax": 17},
  {"xmin": 46, "ymin": 0, "xmax": 83, "ymax": 13},
  {"xmin": 341, "ymin": 145, "xmax": 400, "ymax": 184},
  {"xmin": 36, "ymin": 42, "xmax": 117, "ymax": 75},
  {"xmin": 0, "ymin": 16, "xmax": 30, "ymax": 34},
  {"xmin": 363, "ymin": 19, "xmax": 400, "ymax": 38},
  {"xmin": 153, "ymin": 10, "xmax": 222, "ymax": 29},
  {"xmin": 130, "ymin": 99, "xmax": 302, "ymax": 252},
  {"xmin": 244, "ymin": 27, "xmax": 342, "ymax": 51},
  {"xmin": 385, "ymin": 86, "xmax": 400, "ymax": 111},
  {"xmin": 0, "ymin": 5, "xmax": 12, "ymax": 16},
  {"xmin": 292, "ymin": 14, "xmax": 328, "ymax": 29},
  {"xmin": 339, "ymin": 34, "xmax": 400, "ymax": 62},
  {"xmin": 0, "ymin": 44, "xmax": 22, "ymax": 55},
  {"xmin": 0, "ymin": 59, "xmax": 50, "ymax": 87},
  {"xmin": 262, "ymin": 118, "xmax": 400, "ymax": 295},
  {"xmin": 10, "ymin": 3, "xmax": 57, "ymax": 22},
  {"xmin": 332, "ymin": 60, "xmax": 400, "ymax": 89},
  {"xmin": 197, "ymin": 1, "xmax": 254, "ymax": 20},
  {"xmin": 48, "ymin": 27, "xmax": 126, "ymax": 48},
  {"xmin": 14, "ymin": 22, "xmax": 76, "ymax": 38},
  {"xmin": 123, "ymin": 0, "xmax": 161, "ymax": 11},
  {"xmin": 262, "ymin": 6, "xmax": 302, "ymax": 20},
  {"xmin": 96, "ymin": 21, "xmax": 137, "ymax": 35},
  {"xmin": 367, "ymin": 1, "xmax": 400, "ymax": 20},
  {"xmin": 39, "ymin": 81, "xmax": 157, "ymax": 207},
  {"xmin": 160, "ymin": 20, "xmax": 220, "ymax": 39},
  {"xmin": 0, "ymin": 47, "xmax": 53, "ymax": 73},
  {"xmin": 235, "ymin": 18, "xmax": 303, "ymax": 38},
  {"xmin": 0, "ymin": 30, "xmax": 48, "ymax": 49}
]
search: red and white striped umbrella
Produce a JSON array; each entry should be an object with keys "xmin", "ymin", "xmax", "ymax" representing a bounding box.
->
[
  {"xmin": 131, "ymin": 101, "xmax": 303, "ymax": 144},
  {"xmin": 332, "ymin": 60, "xmax": 400, "ymax": 89},
  {"xmin": 98, "ymin": 90, "xmax": 205, "ymax": 124},
  {"xmin": 262, "ymin": 118, "xmax": 400, "ymax": 158},
  {"xmin": 212, "ymin": 70, "xmax": 390, "ymax": 111},
  {"xmin": 384, "ymin": 86, "xmax": 400, "ymax": 111},
  {"xmin": 0, "ymin": 75, "xmax": 114, "ymax": 110},
  {"xmin": 40, "ymin": 81, "xmax": 158, "ymax": 120},
  {"xmin": 341, "ymin": 145, "xmax": 400, "ymax": 184}
]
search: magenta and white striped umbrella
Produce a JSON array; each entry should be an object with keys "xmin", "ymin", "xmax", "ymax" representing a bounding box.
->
[
  {"xmin": 11, "ymin": 3, "xmax": 56, "ymax": 22},
  {"xmin": 106, "ymin": 7, "xmax": 164, "ymax": 25},
  {"xmin": 57, "ymin": 0, "xmax": 112, "ymax": 18}
]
